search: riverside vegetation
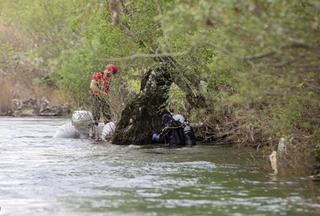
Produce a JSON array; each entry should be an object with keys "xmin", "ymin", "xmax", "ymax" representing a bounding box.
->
[{"xmin": 0, "ymin": 0, "xmax": 319, "ymax": 175}]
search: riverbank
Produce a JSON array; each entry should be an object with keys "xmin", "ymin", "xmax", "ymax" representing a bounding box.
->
[
  {"xmin": 193, "ymin": 110, "xmax": 320, "ymax": 177},
  {"xmin": 0, "ymin": 76, "xmax": 72, "ymax": 117},
  {"xmin": 0, "ymin": 97, "xmax": 71, "ymax": 117}
]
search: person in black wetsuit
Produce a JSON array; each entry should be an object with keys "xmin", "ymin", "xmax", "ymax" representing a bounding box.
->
[{"xmin": 152, "ymin": 113, "xmax": 196, "ymax": 147}]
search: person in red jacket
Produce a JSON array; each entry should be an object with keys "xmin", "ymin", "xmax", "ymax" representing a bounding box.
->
[{"xmin": 89, "ymin": 64, "xmax": 118, "ymax": 126}]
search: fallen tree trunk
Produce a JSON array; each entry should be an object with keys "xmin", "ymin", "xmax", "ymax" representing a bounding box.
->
[{"xmin": 112, "ymin": 63, "xmax": 173, "ymax": 145}]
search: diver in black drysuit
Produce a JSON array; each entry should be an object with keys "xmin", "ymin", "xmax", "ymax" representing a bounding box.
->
[{"xmin": 152, "ymin": 113, "xmax": 196, "ymax": 147}]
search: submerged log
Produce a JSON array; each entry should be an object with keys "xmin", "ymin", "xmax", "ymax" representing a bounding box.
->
[{"xmin": 112, "ymin": 64, "xmax": 173, "ymax": 145}]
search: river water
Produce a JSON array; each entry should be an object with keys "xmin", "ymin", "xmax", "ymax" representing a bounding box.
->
[{"xmin": 0, "ymin": 117, "xmax": 319, "ymax": 216}]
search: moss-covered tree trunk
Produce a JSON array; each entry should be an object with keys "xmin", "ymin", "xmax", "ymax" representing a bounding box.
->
[{"xmin": 112, "ymin": 63, "xmax": 172, "ymax": 145}]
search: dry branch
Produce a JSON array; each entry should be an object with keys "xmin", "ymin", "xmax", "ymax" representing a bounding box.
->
[{"xmin": 103, "ymin": 51, "xmax": 189, "ymax": 62}]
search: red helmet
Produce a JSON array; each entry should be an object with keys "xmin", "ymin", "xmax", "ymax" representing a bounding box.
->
[{"xmin": 107, "ymin": 64, "xmax": 118, "ymax": 74}]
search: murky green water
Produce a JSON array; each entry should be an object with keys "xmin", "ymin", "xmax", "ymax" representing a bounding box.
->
[{"xmin": 0, "ymin": 117, "xmax": 319, "ymax": 216}]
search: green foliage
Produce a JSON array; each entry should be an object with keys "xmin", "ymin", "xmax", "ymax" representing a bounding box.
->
[{"xmin": 168, "ymin": 83, "xmax": 186, "ymax": 113}]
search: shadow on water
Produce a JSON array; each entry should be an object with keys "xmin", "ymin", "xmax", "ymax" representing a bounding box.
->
[{"xmin": 0, "ymin": 117, "xmax": 319, "ymax": 216}]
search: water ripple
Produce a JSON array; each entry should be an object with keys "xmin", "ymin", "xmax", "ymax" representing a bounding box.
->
[{"xmin": 0, "ymin": 117, "xmax": 319, "ymax": 216}]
